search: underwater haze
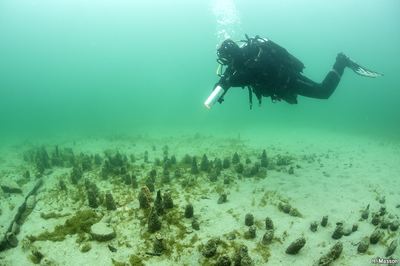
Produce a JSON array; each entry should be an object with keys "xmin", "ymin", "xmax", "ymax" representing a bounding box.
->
[{"xmin": 1, "ymin": 0, "xmax": 399, "ymax": 142}]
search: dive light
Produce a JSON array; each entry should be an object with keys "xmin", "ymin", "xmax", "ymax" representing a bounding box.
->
[{"xmin": 204, "ymin": 86, "xmax": 225, "ymax": 109}]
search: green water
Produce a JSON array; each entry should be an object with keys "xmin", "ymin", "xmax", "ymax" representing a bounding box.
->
[{"xmin": 1, "ymin": 0, "xmax": 399, "ymax": 144}]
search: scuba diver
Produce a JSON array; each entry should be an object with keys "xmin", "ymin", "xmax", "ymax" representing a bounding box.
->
[{"xmin": 204, "ymin": 35, "xmax": 383, "ymax": 109}]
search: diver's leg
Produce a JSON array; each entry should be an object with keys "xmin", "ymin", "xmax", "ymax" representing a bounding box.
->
[
  {"xmin": 290, "ymin": 54, "xmax": 346, "ymax": 99},
  {"xmin": 291, "ymin": 70, "xmax": 341, "ymax": 100}
]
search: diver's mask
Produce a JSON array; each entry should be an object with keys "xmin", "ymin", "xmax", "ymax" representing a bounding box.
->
[{"xmin": 216, "ymin": 57, "xmax": 230, "ymax": 66}]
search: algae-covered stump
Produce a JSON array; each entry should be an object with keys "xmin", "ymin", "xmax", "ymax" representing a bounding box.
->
[
  {"xmin": 331, "ymin": 224, "xmax": 343, "ymax": 239},
  {"xmin": 163, "ymin": 192, "xmax": 173, "ymax": 209},
  {"xmin": 321, "ymin": 215, "xmax": 328, "ymax": 227},
  {"xmin": 90, "ymin": 222, "xmax": 116, "ymax": 242},
  {"xmin": 310, "ymin": 221, "xmax": 318, "ymax": 232},
  {"xmin": 153, "ymin": 233, "xmax": 164, "ymax": 254},
  {"xmin": 261, "ymin": 230, "xmax": 274, "ymax": 245},
  {"xmin": 313, "ymin": 241, "xmax": 343, "ymax": 266},
  {"xmin": 216, "ymin": 254, "xmax": 232, "ymax": 266},
  {"xmin": 148, "ymin": 207, "xmax": 162, "ymax": 233},
  {"xmin": 286, "ymin": 237, "xmax": 306, "ymax": 255},
  {"xmin": 185, "ymin": 203, "xmax": 194, "ymax": 218},
  {"xmin": 105, "ymin": 193, "xmax": 117, "ymax": 211},
  {"xmin": 386, "ymin": 240, "xmax": 398, "ymax": 257},
  {"xmin": 202, "ymin": 238, "xmax": 217, "ymax": 258},
  {"xmin": 192, "ymin": 219, "xmax": 200, "ymax": 231},
  {"xmin": 357, "ymin": 236, "xmax": 369, "ymax": 253},
  {"xmin": 370, "ymin": 228, "xmax": 383, "ymax": 244},
  {"xmin": 139, "ymin": 186, "xmax": 152, "ymax": 209},
  {"xmin": 234, "ymin": 245, "xmax": 252, "ymax": 265},
  {"xmin": 245, "ymin": 213, "xmax": 254, "ymax": 226},
  {"xmin": 265, "ymin": 217, "xmax": 274, "ymax": 230},
  {"xmin": 154, "ymin": 190, "xmax": 164, "ymax": 216}
]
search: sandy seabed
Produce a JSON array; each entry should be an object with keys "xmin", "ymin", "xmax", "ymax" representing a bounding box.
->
[{"xmin": 0, "ymin": 126, "xmax": 399, "ymax": 266}]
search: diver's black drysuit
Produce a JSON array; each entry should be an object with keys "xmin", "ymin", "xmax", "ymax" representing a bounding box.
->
[{"xmin": 216, "ymin": 39, "xmax": 345, "ymax": 106}]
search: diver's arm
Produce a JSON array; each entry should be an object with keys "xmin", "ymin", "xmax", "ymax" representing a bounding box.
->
[
  {"xmin": 213, "ymin": 69, "xmax": 256, "ymax": 104},
  {"xmin": 216, "ymin": 67, "xmax": 255, "ymax": 89},
  {"xmin": 228, "ymin": 69, "xmax": 256, "ymax": 87}
]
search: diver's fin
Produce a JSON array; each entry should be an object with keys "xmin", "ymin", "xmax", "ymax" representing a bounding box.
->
[{"xmin": 347, "ymin": 57, "xmax": 384, "ymax": 78}]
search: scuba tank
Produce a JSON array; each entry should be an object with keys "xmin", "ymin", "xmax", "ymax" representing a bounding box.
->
[{"xmin": 241, "ymin": 35, "xmax": 305, "ymax": 73}]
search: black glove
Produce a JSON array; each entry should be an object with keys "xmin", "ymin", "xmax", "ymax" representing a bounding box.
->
[
  {"xmin": 213, "ymin": 78, "xmax": 230, "ymax": 104},
  {"xmin": 216, "ymin": 76, "xmax": 230, "ymax": 90}
]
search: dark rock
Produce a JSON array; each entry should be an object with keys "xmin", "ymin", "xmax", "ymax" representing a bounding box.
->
[
  {"xmin": 43, "ymin": 169, "xmax": 53, "ymax": 175},
  {"xmin": 217, "ymin": 194, "xmax": 227, "ymax": 204},
  {"xmin": 0, "ymin": 179, "xmax": 22, "ymax": 194}
]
